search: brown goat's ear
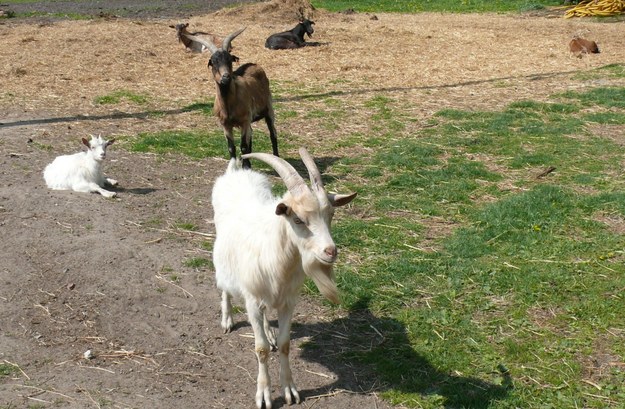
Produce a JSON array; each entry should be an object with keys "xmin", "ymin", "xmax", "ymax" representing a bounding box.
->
[
  {"xmin": 169, "ymin": 24, "xmax": 175, "ymax": 28},
  {"xmin": 275, "ymin": 203, "xmax": 291, "ymax": 216},
  {"xmin": 231, "ymin": 54, "xmax": 240, "ymax": 63},
  {"xmin": 82, "ymin": 137, "xmax": 90, "ymax": 148}
]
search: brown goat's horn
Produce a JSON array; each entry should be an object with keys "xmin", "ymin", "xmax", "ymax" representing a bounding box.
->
[
  {"xmin": 242, "ymin": 152, "xmax": 308, "ymax": 197},
  {"xmin": 299, "ymin": 147, "xmax": 325, "ymax": 193},
  {"xmin": 222, "ymin": 27, "xmax": 246, "ymax": 52},
  {"xmin": 182, "ymin": 33, "xmax": 218, "ymax": 54}
]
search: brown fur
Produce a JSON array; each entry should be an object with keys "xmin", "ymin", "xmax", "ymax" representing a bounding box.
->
[
  {"xmin": 211, "ymin": 61, "xmax": 279, "ymax": 168},
  {"xmin": 569, "ymin": 37, "xmax": 600, "ymax": 58},
  {"xmin": 214, "ymin": 64, "xmax": 272, "ymax": 128}
]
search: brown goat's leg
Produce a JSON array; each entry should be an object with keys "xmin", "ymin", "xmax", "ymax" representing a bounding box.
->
[
  {"xmin": 241, "ymin": 125, "xmax": 253, "ymax": 169},
  {"xmin": 224, "ymin": 127, "xmax": 236, "ymax": 160},
  {"xmin": 265, "ymin": 112, "xmax": 279, "ymax": 157}
]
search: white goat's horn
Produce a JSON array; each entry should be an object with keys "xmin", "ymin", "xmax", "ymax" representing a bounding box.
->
[
  {"xmin": 299, "ymin": 147, "xmax": 325, "ymax": 193},
  {"xmin": 182, "ymin": 33, "xmax": 219, "ymax": 54},
  {"xmin": 242, "ymin": 152, "xmax": 308, "ymax": 196},
  {"xmin": 222, "ymin": 27, "xmax": 246, "ymax": 52}
]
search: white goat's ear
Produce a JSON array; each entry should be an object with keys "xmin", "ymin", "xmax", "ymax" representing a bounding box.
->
[
  {"xmin": 328, "ymin": 192, "xmax": 357, "ymax": 207},
  {"xmin": 107, "ymin": 138, "xmax": 115, "ymax": 146},
  {"xmin": 81, "ymin": 138, "xmax": 90, "ymax": 148},
  {"xmin": 275, "ymin": 202, "xmax": 291, "ymax": 216}
]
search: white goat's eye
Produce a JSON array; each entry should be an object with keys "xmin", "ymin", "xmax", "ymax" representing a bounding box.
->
[{"xmin": 294, "ymin": 217, "xmax": 304, "ymax": 225}]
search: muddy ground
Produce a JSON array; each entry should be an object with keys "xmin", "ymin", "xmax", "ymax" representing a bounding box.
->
[{"xmin": 1, "ymin": 0, "xmax": 625, "ymax": 408}]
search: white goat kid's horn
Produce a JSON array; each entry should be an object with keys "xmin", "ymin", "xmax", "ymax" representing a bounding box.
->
[
  {"xmin": 242, "ymin": 152, "xmax": 308, "ymax": 197},
  {"xmin": 222, "ymin": 27, "xmax": 246, "ymax": 52}
]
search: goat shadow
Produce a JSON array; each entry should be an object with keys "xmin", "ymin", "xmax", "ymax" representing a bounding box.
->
[
  {"xmin": 113, "ymin": 186, "xmax": 158, "ymax": 195},
  {"xmin": 301, "ymin": 41, "xmax": 329, "ymax": 47},
  {"xmin": 278, "ymin": 297, "xmax": 512, "ymax": 408}
]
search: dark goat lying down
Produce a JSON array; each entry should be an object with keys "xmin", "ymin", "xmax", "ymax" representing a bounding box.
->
[
  {"xmin": 170, "ymin": 23, "xmax": 229, "ymax": 53},
  {"xmin": 265, "ymin": 19, "xmax": 316, "ymax": 50}
]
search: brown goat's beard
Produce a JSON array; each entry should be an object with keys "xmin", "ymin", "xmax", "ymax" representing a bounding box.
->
[{"xmin": 304, "ymin": 261, "xmax": 338, "ymax": 304}]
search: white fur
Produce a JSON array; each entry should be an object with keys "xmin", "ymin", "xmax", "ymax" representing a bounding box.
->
[
  {"xmin": 43, "ymin": 135, "xmax": 118, "ymax": 198},
  {"xmin": 211, "ymin": 157, "xmax": 355, "ymax": 409}
]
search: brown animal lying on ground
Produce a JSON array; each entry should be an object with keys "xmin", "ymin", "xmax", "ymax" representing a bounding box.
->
[
  {"xmin": 170, "ymin": 23, "xmax": 228, "ymax": 53},
  {"xmin": 569, "ymin": 37, "xmax": 600, "ymax": 58}
]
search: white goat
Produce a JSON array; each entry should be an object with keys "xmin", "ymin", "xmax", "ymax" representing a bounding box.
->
[
  {"xmin": 211, "ymin": 148, "xmax": 356, "ymax": 409},
  {"xmin": 43, "ymin": 135, "xmax": 118, "ymax": 198}
]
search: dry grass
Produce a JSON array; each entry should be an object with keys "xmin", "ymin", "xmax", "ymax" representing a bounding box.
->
[{"xmin": 2, "ymin": 0, "xmax": 625, "ymax": 149}]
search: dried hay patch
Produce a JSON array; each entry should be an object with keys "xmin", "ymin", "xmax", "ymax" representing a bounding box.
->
[
  {"xmin": 2, "ymin": 0, "xmax": 625, "ymax": 148},
  {"xmin": 216, "ymin": 0, "xmax": 317, "ymax": 22},
  {"xmin": 592, "ymin": 211, "xmax": 625, "ymax": 235},
  {"xmin": 587, "ymin": 123, "xmax": 625, "ymax": 146}
]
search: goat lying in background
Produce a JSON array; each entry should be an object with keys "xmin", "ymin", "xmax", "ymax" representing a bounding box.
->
[
  {"xmin": 569, "ymin": 36, "xmax": 600, "ymax": 58},
  {"xmin": 265, "ymin": 19, "xmax": 316, "ymax": 50},
  {"xmin": 211, "ymin": 148, "xmax": 356, "ymax": 408},
  {"xmin": 170, "ymin": 22, "xmax": 228, "ymax": 53},
  {"xmin": 183, "ymin": 28, "xmax": 279, "ymax": 168},
  {"xmin": 43, "ymin": 135, "xmax": 118, "ymax": 198}
]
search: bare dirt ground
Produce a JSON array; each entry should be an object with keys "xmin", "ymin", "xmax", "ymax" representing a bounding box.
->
[{"xmin": 1, "ymin": 0, "xmax": 625, "ymax": 408}]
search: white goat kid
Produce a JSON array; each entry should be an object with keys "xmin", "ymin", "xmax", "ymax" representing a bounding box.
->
[
  {"xmin": 211, "ymin": 148, "xmax": 356, "ymax": 409},
  {"xmin": 43, "ymin": 135, "xmax": 118, "ymax": 198}
]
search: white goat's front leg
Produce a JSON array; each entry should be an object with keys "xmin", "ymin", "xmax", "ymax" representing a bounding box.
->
[
  {"xmin": 246, "ymin": 298, "xmax": 273, "ymax": 408},
  {"xmin": 277, "ymin": 306, "xmax": 300, "ymax": 405},
  {"xmin": 221, "ymin": 291, "xmax": 234, "ymax": 333},
  {"xmin": 75, "ymin": 181, "xmax": 117, "ymax": 198}
]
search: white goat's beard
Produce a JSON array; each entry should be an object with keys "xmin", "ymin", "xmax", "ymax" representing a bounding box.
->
[{"xmin": 303, "ymin": 258, "xmax": 338, "ymax": 304}]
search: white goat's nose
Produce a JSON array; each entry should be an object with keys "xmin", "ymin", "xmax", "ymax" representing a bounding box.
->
[{"xmin": 324, "ymin": 246, "xmax": 337, "ymax": 259}]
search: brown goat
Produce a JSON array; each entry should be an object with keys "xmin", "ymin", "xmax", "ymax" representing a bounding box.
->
[
  {"xmin": 569, "ymin": 37, "xmax": 600, "ymax": 58},
  {"xmin": 170, "ymin": 23, "xmax": 229, "ymax": 53},
  {"xmin": 183, "ymin": 28, "xmax": 279, "ymax": 169}
]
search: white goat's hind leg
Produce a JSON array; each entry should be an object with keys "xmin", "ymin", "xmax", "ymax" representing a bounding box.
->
[
  {"xmin": 262, "ymin": 308, "xmax": 277, "ymax": 350},
  {"xmin": 246, "ymin": 298, "xmax": 273, "ymax": 409},
  {"xmin": 278, "ymin": 306, "xmax": 300, "ymax": 405},
  {"xmin": 221, "ymin": 291, "xmax": 234, "ymax": 333},
  {"xmin": 105, "ymin": 177, "xmax": 118, "ymax": 186}
]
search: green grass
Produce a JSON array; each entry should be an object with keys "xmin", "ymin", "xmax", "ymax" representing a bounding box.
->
[
  {"xmin": 114, "ymin": 8, "xmax": 625, "ymax": 403},
  {"xmin": 18, "ymin": 11, "xmax": 91, "ymax": 19},
  {"xmin": 95, "ymin": 90, "xmax": 149, "ymax": 105},
  {"xmin": 311, "ymin": 0, "xmax": 561, "ymax": 13},
  {"xmin": 184, "ymin": 257, "xmax": 212, "ymax": 269},
  {"xmin": 127, "ymin": 128, "xmax": 294, "ymax": 163},
  {"xmin": 175, "ymin": 221, "xmax": 198, "ymax": 231},
  {"xmin": 129, "ymin": 130, "xmax": 226, "ymax": 159},
  {"xmin": 0, "ymin": 363, "xmax": 18, "ymax": 377},
  {"xmin": 324, "ymin": 84, "xmax": 625, "ymax": 407}
]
